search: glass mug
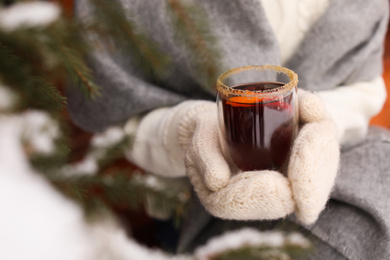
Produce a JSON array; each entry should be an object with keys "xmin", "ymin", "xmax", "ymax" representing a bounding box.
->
[{"xmin": 216, "ymin": 65, "xmax": 298, "ymax": 174}]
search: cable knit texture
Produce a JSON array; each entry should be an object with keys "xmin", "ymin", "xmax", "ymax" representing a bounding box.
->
[
  {"xmin": 163, "ymin": 101, "xmax": 216, "ymax": 172},
  {"xmin": 184, "ymin": 90, "xmax": 339, "ymax": 224},
  {"xmin": 177, "ymin": 101, "xmax": 216, "ymax": 152},
  {"xmin": 298, "ymin": 89, "xmax": 327, "ymax": 123}
]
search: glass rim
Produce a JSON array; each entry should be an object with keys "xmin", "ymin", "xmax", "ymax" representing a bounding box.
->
[{"xmin": 216, "ymin": 65, "xmax": 298, "ymax": 98}]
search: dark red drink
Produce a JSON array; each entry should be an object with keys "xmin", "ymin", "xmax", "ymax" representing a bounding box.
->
[{"xmin": 221, "ymin": 82, "xmax": 295, "ymax": 172}]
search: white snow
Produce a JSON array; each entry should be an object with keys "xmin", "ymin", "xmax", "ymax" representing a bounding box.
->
[
  {"xmin": 91, "ymin": 126, "xmax": 126, "ymax": 148},
  {"xmin": 0, "ymin": 2, "xmax": 60, "ymax": 31},
  {"xmin": 285, "ymin": 232, "xmax": 312, "ymax": 248},
  {"xmin": 0, "ymin": 85, "xmax": 16, "ymax": 111},
  {"xmin": 62, "ymin": 155, "xmax": 98, "ymax": 176},
  {"xmin": 20, "ymin": 110, "xmax": 60, "ymax": 154},
  {"xmin": 194, "ymin": 228, "xmax": 311, "ymax": 260},
  {"xmin": 0, "ymin": 110, "xmax": 60, "ymax": 155},
  {"xmin": 0, "ymin": 114, "xmax": 97, "ymax": 260},
  {"xmin": 0, "ymin": 110, "xmax": 191, "ymax": 260},
  {"xmin": 144, "ymin": 174, "xmax": 161, "ymax": 188}
]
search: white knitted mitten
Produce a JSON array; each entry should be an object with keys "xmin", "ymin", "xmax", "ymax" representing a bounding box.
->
[
  {"xmin": 289, "ymin": 89, "xmax": 340, "ymax": 224},
  {"xmin": 125, "ymin": 100, "xmax": 216, "ymax": 177},
  {"xmin": 183, "ymin": 90, "xmax": 340, "ymax": 225}
]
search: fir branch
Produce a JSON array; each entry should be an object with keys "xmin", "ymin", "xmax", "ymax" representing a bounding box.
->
[
  {"xmin": 45, "ymin": 171, "xmax": 189, "ymax": 219},
  {"xmin": 0, "ymin": 0, "xmax": 20, "ymax": 6},
  {"xmin": 0, "ymin": 18, "xmax": 101, "ymax": 100},
  {"xmin": 94, "ymin": 136, "xmax": 132, "ymax": 169},
  {"xmin": 29, "ymin": 129, "xmax": 187, "ymax": 219},
  {"xmin": 167, "ymin": 0, "xmax": 223, "ymax": 91},
  {"xmin": 59, "ymin": 43, "xmax": 101, "ymax": 100},
  {"xmin": 44, "ymin": 21, "xmax": 101, "ymax": 99},
  {"xmin": 133, "ymin": 174, "xmax": 190, "ymax": 221},
  {"xmin": 28, "ymin": 76, "xmax": 67, "ymax": 110},
  {"xmin": 197, "ymin": 229, "xmax": 312, "ymax": 260},
  {"xmin": 212, "ymin": 245, "xmax": 310, "ymax": 260},
  {"xmin": 28, "ymin": 137, "xmax": 70, "ymax": 173},
  {"xmin": 0, "ymin": 42, "xmax": 66, "ymax": 112}
]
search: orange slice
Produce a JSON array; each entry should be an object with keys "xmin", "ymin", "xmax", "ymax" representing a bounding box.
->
[{"xmin": 226, "ymin": 96, "xmax": 274, "ymax": 107}]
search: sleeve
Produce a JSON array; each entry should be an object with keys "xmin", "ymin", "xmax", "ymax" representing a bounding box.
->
[
  {"xmin": 317, "ymin": 76, "xmax": 387, "ymax": 144},
  {"xmin": 66, "ymin": 0, "xmax": 211, "ymax": 133},
  {"xmin": 283, "ymin": 0, "xmax": 389, "ymax": 145},
  {"xmin": 285, "ymin": 0, "xmax": 389, "ymax": 92},
  {"xmin": 124, "ymin": 100, "xmax": 215, "ymax": 177},
  {"xmin": 66, "ymin": 52, "xmax": 187, "ymax": 133}
]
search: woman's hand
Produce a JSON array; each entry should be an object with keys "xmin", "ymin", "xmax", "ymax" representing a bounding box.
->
[{"xmin": 182, "ymin": 90, "xmax": 339, "ymax": 225}]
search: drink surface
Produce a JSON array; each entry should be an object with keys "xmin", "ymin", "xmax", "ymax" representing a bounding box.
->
[{"xmin": 221, "ymin": 82, "xmax": 295, "ymax": 172}]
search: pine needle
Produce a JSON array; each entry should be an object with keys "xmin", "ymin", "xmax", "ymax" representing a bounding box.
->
[
  {"xmin": 87, "ymin": 0, "xmax": 171, "ymax": 81},
  {"xmin": 0, "ymin": 42, "xmax": 66, "ymax": 112},
  {"xmin": 167, "ymin": 0, "xmax": 224, "ymax": 91}
]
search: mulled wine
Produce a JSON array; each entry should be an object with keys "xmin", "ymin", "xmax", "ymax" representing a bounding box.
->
[{"xmin": 221, "ymin": 82, "xmax": 295, "ymax": 172}]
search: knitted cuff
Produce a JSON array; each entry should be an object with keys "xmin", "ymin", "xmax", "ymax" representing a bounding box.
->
[
  {"xmin": 161, "ymin": 100, "xmax": 216, "ymax": 175},
  {"xmin": 174, "ymin": 101, "xmax": 216, "ymax": 151}
]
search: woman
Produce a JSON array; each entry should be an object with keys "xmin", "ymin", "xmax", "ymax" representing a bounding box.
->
[{"xmin": 68, "ymin": 0, "xmax": 390, "ymax": 259}]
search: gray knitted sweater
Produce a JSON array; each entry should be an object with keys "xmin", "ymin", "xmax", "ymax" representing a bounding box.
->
[{"xmin": 67, "ymin": 0, "xmax": 390, "ymax": 259}]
